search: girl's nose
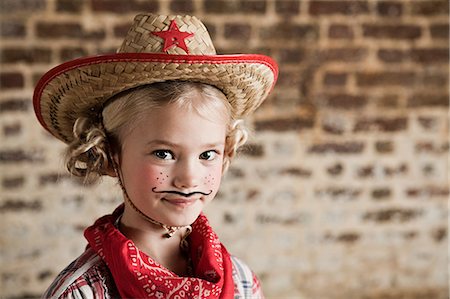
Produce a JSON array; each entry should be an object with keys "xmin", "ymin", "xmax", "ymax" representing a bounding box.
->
[{"xmin": 173, "ymin": 159, "xmax": 200, "ymax": 190}]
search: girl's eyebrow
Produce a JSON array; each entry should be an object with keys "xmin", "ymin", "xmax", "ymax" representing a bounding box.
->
[
  {"xmin": 147, "ymin": 140, "xmax": 225, "ymax": 148},
  {"xmin": 147, "ymin": 140, "xmax": 177, "ymax": 147}
]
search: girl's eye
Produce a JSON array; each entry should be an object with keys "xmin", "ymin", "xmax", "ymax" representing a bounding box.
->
[
  {"xmin": 199, "ymin": 150, "xmax": 217, "ymax": 161},
  {"xmin": 152, "ymin": 150, "xmax": 174, "ymax": 160}
]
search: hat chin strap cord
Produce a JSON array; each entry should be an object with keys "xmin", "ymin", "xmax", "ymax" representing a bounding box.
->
[
  {"xmin": 100, "ymin": 116, "xmax": 191, "ymax": 238},
  {"xmin": 110, "ymin": 158, "xmax": 191, "ymax": 238}
]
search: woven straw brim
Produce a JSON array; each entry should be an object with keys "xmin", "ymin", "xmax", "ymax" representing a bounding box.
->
[{"xmin": 34, "ymin": 53, "xmax": 278, "ymax": 143}]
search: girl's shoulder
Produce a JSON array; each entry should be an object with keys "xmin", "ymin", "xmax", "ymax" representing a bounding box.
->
[
  {"xmin": 42, "ymin": 248, "xmax": 119, "ymax": 299},
  {"xmin": 230, "ymin": 256, "xmax": 264, "ymax": 299}
]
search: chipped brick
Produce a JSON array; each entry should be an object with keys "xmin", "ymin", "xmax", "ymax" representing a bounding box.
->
[
  {"xmin": 354, "ymin": 117, "xmax": 407, "ymax": 132},
  {"xmin": 255, "ymin": 117, "xmax": 314, "ymax": 131},
  {"xmin": 363, "ymin": 208, "xmax": 422, "ymax": 222},
  {"xmin": 0, "ymin": 199, "xmax": 42, "ymax": 212},
  {"xmin": 309, "ymin": 142, "xmax": 365, "ymax": 154},
  {"xmin": 239, "ymin": 143, "xmax": 264, "ymax": 157}
]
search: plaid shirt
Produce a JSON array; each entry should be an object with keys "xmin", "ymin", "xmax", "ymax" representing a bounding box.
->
[{"xmin": 43, "ymin": 247, "xmax": 264, "ymax": 299}]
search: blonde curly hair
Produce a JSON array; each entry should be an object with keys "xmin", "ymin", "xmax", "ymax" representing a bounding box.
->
[{"xmin": 65, "ymin": 81, "xmax": 248, "ymax": 183}]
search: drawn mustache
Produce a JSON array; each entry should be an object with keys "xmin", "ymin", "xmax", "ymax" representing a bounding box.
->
[{"xmin": 152, "ymin": 187, "xmax": 212, "ymax": 198}]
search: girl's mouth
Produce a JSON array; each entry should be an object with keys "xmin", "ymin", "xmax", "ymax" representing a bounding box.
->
[{"xmin": 162, "ymin": 197, "xmax": 197, "ymax": 207}]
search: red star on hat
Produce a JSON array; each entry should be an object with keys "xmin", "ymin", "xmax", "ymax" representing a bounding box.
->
[{"xmin": 151, "ymin": 20, "xmax": 194, "ymax": 54}]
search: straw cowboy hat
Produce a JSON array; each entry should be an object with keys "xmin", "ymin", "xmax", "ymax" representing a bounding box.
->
[{"xmin": 33, "ymin": 14, "xmax": 278, "ymax": 143}]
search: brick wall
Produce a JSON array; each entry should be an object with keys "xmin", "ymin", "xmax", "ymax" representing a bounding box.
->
[{"xmin": 1, "ymin": 0, "xmax": 448, "ymax": 298}]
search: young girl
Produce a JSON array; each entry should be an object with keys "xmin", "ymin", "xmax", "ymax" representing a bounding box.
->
[{"xmin": 34, "ymin": 14, "xmax": 277, "ymax": 298}]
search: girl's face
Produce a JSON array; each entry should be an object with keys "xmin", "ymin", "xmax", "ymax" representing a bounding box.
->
[{"xmin": 116, "ymin": 101, "xmax": 227, "ymax": 228}]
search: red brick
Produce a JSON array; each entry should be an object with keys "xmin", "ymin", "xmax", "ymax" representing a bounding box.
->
[
  {"xmin": 431, "ymin": 227, "xmax": 447, "ymax": 242},
  {"xmin": 0, "ymin": 98, "xmax": 29, "ymax": 112},
  {"xmin": 376, "ymin": 1, "xmax": 403, "ymax": 17},
  {"xmin": 256, "ymin": 213, "xmax": 304, "ymax": 225},
  {"xmin": 326, "ymin": 163, "xmax": 344, "ymax": 176},
  {"xmin": 309, "ymin": 0, "xmax": 369, "ymax": 15},
  {"xmin": 2, "ymin": 176, "xmax": 25, "ymax": 189},
  {"xmin": 411, "ymin": 0, "xmax": 449, "ymax": 15},
  {"xmin": 0, "ymin": 20, "xmax": 26, "ymax": 38},
  {"xmin": 324, "ymin": 93, "xmax": 367, "ymax": 109},
  {"xmin": 113, "ymin": 22, "xmax": 132, "ymax": 38},
  {"xmin": 323, "ymin": 72, "xmax": 348, "ymax": 86},
  {"xmin": 36, "ymin": 22, "xmax": 105, "ymax": 40},
  {"xmin": 417, "ymin": 117, "xmax": 438, "ymax": 130},
  {"xmin": 239, "ymin": 143, "xmax": 264, "ymax": 157},
  {"xmin": 277, "ymin": 70, "xmax": 302, "ymax": 86},
  {"xmin": 356, "ymin": 71, "xmax": 416, "ymax": 87},
  {"xmin": 420, "ymin": 71, "xmax": 449, "ymax": 86},
  {"xmin": 91, "ymin": 0, "xmax": 159, "ymax": 13},
  {"xmin": 354, "ymin": 117, "xmax": 407, "ymax": 132},
  {"xmin": 60, "ymin": 47, "xmax": 88, "ymax": 61},
  {"xmin": 0, "ymin": 199, "xmax": 42, "ymax": 212},
  {"xmin": 375, "ymin": 94, "xmax": 400, "ymax": 108},
  {"xmin": 0, "ymin": 149, "xmax": 43, "ymax": 163},
  {"xmin": 0, "ymin": 72, "xmax": 24, "ymax": 89},
  {"xmin": 336, "ymin": 232, "xmax": 360, "ymax": 243},
  {"xmin": 3, "ymin": 122, "xmax": 21, "ymax": 136},
  {"xmin": 1, "ymin": 47, "xmax": 52, "ymax": 64},
  {"xmin": 36, "ymin": 22, "xmax": 82, "ymax": 38},
  {"xmin": 56, "ymin": 0, "xmax": 83, "ymax": 13},
  {"xmin": 384, "ymin": 163, "xmax": 408, "ymax": 177},
  {"xmin": 224, "ymin": 23, "xmax": 251, "ymax": 40},
  {"xmin": 254, "ymin": 117, "xmax": 314, "ymax": 131},
  {"xmin": 0, "ymin": 0, "xmax": 45, "ymax": 13},
  {"xmin": 377, "ymin": 49, "xmax": 408, "ymax": 63},
  {"xmin": 260, "ymin": 23, "xmax": 319, "ymax": 41},
  {"xmin": 169, "ymin": 0, "xmax": 195, "ymax": 13},
  {"xmin": 275, "ymin": 0, "xmax": 300, "ymax": 15},
  {"xmin": 410, "ymin": 48, "xmax": 449, "ymax": 64},
  {"xmin": 203, "ymin": 0, "xmax": 238, "ymax": 13},
  {"xmin": 308, "ymin": 141, "xmax": 365, "ymax": 154},
  {"xmin": 372, "ymin": 188, "xmax": 392, "ymax": 200},
  {"xmin": 407, "ymin": 93, "xmax": 449, "ymax": 107},
  {"xmin": 363, "ymin": 208, "xmax": 422, "ymax": 222},
  {"xmin": 375, "ymin": 141, "xmax": 394, "ymax": 153},
  {"xmin": 316, "ymin": 187, "xmax": 362, "ymax": 200},
  {"xmin": 430, "ymin": 23, "xmax": 449, "ymax": 39},
  {"xmin": 415, "ymin": 141, "xmax": 449, "ymax": 154},
  {"xmin": 279, "ymin": 167, "xmax": 311, "ymax": 177},
  {"xmin": 322, "ymin": 122, "xmax": 345, "ymax": 135},
  {"xmin": 406, "ymin": 186, "xmax": 449, "ymax": 198},
  {"xmin": 278, "ymin": 48, "xmax": 305, "ymax": 64},
  {"xmin": 328, "ymin": 24, "xmax": 354, "ymax": 39},
  {"xmin": 363, "ymin": 24, "xmax": 421, "ymax": 39},
  {"xmin": 319, "ymin": 47, "xmax": 368, "ymax": 62},
  {"xmin": 239, "ymin": 0, "xmax": 266, "ymax": 14}
]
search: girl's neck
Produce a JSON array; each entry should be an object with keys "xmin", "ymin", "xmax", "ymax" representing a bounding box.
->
[{"xmin": 119, "ymin": 206, "xmax": 190, "ymax": 276}]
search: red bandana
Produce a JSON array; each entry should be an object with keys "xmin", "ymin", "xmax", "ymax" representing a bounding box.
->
[{"xmin": 84, "ymin": 205, "xmax": 235, "ymax": 298}]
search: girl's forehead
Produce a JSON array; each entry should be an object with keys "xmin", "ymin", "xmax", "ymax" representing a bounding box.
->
[{"xmin": 121, "ymin": 102, "xmax": 227, "ymax": 149}]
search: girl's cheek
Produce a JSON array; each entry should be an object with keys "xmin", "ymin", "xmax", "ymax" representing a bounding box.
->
[
  {"xmin": 142, "ymin": 166, "xmax": 169, "ymax": 187},
  {"xmin": 155, "ymin": 171, "xmax": 170, "ymax": 186},
  {"xmin": 204, "ymin": 166, "xmax": 222, "ymax": 191}
]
